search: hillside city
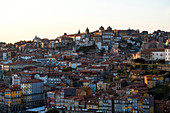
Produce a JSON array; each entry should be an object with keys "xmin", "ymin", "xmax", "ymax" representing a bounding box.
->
[{"xmin": 0, "ymin": 26, "xmax": 170, "ymax": 113}]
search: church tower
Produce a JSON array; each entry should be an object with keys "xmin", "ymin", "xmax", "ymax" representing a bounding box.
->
[
  {"xmin": 99, "ymin": 26, "xmax": 104, "ymax": 32},
  {"xmin": 85, "ymin": 27, "xmax": 89, "ymax": 34},
  {"xmin": 141, "ymin": 36, "xmax": 149, "ymax": 50}
]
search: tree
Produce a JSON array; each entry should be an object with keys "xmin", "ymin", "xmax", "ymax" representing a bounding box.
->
[
  {"xmin": 100, "ymin": 48, "xmax": 105, "ymax": 55},
  {"xmin": 106, "ymin": 77, "xmax": 112, "ymax": 82},
  {"xmin": 11, "ymin": 68, "xmax": 15, "ymax": 72},
  {"xmin": 151, "ymin": 65, "xmax": 157, "ymax": 70},
  {"xmin": 149, "ymin": 84, "xmax": 170, "ymax": 100},
  {"xmin": 118, "ymin": 44, "xmax": 121, "ymax": 49},
  {"xmin": 150, "ymin": 70, "xmax": 157, "ymax": 75},
  {"xmin": 131, "ymin": 79, "xmax": 135, "ymax": 83},
  {"xmin": 3, "ymin": 71, "xmax": 7, "ymax": 75},
  {"xmin": 130, "ymin": 65, "xmax": 134, "ymax": 70},
  {"xmin": 63, "ymin": 67, "xmax": 72, "ymax": 72},
  {"xmin": 140, "ymin": 65, "xmax": 143, "ymax": 70},
  {"xmin": 156, "ymin": 59, "xmax": 165, "ymax": 64},
  {"xmin": 117, "ymin": 70, "xmax": 122, "ymax": 75},
  {"xmin": 158, "ymin": 70, "xmax": 165, "ymax": 75},
  {"xmin": 134, "ymin": 58, "xmax": 145, "ymax": 64},
  {"xmin": 46, "ymin": 109, "xmax": 59, "ymax": 113},
  {"xmin": 164, "ymin": 72, "xmax": 170, "ymax": 77}
]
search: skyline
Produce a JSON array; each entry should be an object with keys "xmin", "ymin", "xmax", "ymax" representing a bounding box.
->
[{"xmin": 0, "ymin": 0, "xmax": 170, "ymax": 43}]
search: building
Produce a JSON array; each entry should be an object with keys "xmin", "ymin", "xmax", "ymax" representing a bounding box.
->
[
  {"xmin": 54, "ymin": 87, "xmax": 76, "ymax": 109},
  {"xmin": 98, "ymin": 95, "xmax": 113, "ymax": 113},
  {"xmin": 21, "ymin": 79, "xmax": 44, "ymax": 109},
  {"xmin": 144, "ymin": 75, "xmax": 164, "ymax": 89},
  {"xmin": 116, "ymin": 79, "xmax": 128, "ymax": 94},
  {"xmin": 57, "ymin": 35, "xmax": 74, "ymax": 51},
  {"xmin": 86, "ymin": 99, "xmax": 99, "ymax": 112},
  {"xmin": 12, "ymin": 74, "xmax": 21, "ymax": 85},
  {"xmin": 165, "ymin": 47, "xmax": 170, "ymax": 64},
  {"xmin": 155, "ymin": 100, "xmax": 170, "ymax": 113},
  {"xmin": 114, "ymin": 93, "xmax": 154, "ymax": 113},
  {"xmin": 2, "ymin": 61, "xmax": 35, "ymax": 72},
  {"xmin": 46, "ymin": 91, "xmax": 56, "ymax": 109},
  {"xmin": 4, "ymin": 85, "xmax": 22, "ymax": 113},
  {"xmin": 76, "ymin": 86, "xmax": 92, "ymax": 96},
  {"xmin": 141, "ymin": 36, "xmax": 164, "ymax": 50},
  {"xmin": 141, "ymin": 48, "xmax": 165, "ymax": 62}
]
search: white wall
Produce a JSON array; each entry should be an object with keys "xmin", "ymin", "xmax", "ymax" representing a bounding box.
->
[
  {"xmin": 152, "ymin": 51, "xmax": 165, "ymax": 60},
  {"xmin": 165, "ymin": 49, "xmax": 170, "ymax": 61},
  {"xmin": 71, "ymin": 62, "xmax": 81, "ymax": 69}
]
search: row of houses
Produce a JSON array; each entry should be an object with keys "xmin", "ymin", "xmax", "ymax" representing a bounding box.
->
[{"xmin": 0, "ymin": 79, "xmax": 44, "ymax": 113}]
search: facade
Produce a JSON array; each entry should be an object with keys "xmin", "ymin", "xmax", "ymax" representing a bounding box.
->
[
  {"xmin": 152, "ymin": 51, "xmax": 165, "ymax": 60},
  {"xmin": 18, "ymin": 54, "xmax": 35, "ymax": 60},
  {"xmin": 141, "ymin": 36, "xmax": 164, "ymax": 50},
  {"xmin": 21, "ymin": 79, "xmax": 44, "ymax": 109},
  {"xmin": 155, "ymin": 100, "xmax": 170, "ymax": 113},
  {"xmin": 3, "ymin": 61, "xmax": 35, "ymax": 71},
  {"xmin": 4, "ymin": 85, "xmax": 22, "ymax": 113},
  {"xmin": 98, "ymin": 96, "xmax": 113, "ymax": 113},
  {"xmin": 46, "ymin": 91, "xmax": 55, "ymax": 109},
  {"xmin": 141, "ymin": 48, "xmax": 165, "ymax": 61},
  {"xmin": 114, "ymin": 93, "xmax": 154, "ymax": 113},
  {"xmin": 165, "ymin": 47, "xmax": 170, "ymax": 64},
  {"xmin": 57, "ymin": 36, "xmax": 74, "ymax": 51},
  {"xmin": 88, "ymin": 83, "xmax": 97, "ymax": 93},
  {"xmin": 144, "ymin": 75, "xmax": 164, "ymax": 89},
  {"xmin": 86, "ymin": 100, "xmax": 99, "ymax": 112}
]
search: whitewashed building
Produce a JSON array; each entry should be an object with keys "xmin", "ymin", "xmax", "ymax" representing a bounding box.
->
[
  {"xmin": 152, "ymin": 50, "xmax": 165, "ymax": 60},
  {"xmin": 165, "ymin": 47, "xmax": 170, "ymax": 64}
]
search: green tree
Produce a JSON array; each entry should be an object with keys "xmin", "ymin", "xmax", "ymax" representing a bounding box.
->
[
  {"xmin": 131, "ymin": 79, "xmax": 135, "ymax": 83},
  {"xmin": 134, "ymin": 58, "xmax": 145, "ymax": 64},
  {"xmin": 118, "ymin": 44, "xmax": 121, "ymax": 49},
  {"xmin": 130, "ymin": 65, "xmax": 134, "ymax": 70},
  {"xmin": 63, "ymin": 67, "xmax": 72, "ymax": 72},
  {"xmin": 100, "ymin": 48, "xmax": 105, "ymax": 55},
  {"xmin": 151, "ymin": 65, "xmax": 157, "ymax": 70},
  {"xmin": 156, "ymin": 59, "xmax": 165, "ymax": 64},
  {"xmin": 46, "ymin": 109, "xmax": 59, "ymax": 113},
  {"xmin": 164, "ymin": 72, "xmax": 170, "ymax": 76},
  {"xmin": 143, "ymin": 65, "xmax": 148, "ymax": 70},
  {"xmin": 3, "ymin": 71, "xmax": 7, "ymax": 75},
  {"xmin": 140, "ymin": 65, "xmax": 143, "ymax": 70},
  {"xmin": 158, "ymin": 70, "xmax": 165, "ymax": 75},
  {"xmin": 11, "ymin": 68, "xmax": 15, "ymax": 72}
]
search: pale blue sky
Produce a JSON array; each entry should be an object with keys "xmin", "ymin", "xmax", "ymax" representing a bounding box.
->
[{"xmin": 0, "ymin": 0, "xmax": 170, "ymax": 43}]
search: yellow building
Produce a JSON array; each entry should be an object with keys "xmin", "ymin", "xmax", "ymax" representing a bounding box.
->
[
  {"xmin": 4, "ymin": 85, "xmax": 22, "ymax": 112},
  {"xmin": 21, "ymin": 79, "xmax": 44, "ymax": 109},
  {"xmin": 3, "ymin": 61, "xmax": 35, "ymax": 71},
  {"xmin": 114, "ymin": 93, "xmax": 154, "ymax": 113},
  {"xmin": 86, "ymin": 101, "xmax": 98, "ymax": 110},
  {"xmin": 144, "ymin": 75, "xmax": 164, "ymax": 88},
  {"xmin": 86, "ymin": 104, "xmax": 98, "ymax": 110}
]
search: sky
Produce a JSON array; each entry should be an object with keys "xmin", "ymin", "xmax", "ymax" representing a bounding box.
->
[{"xmin": 0, "ymin": 0, "xmax": 170, "ymax": 43}]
